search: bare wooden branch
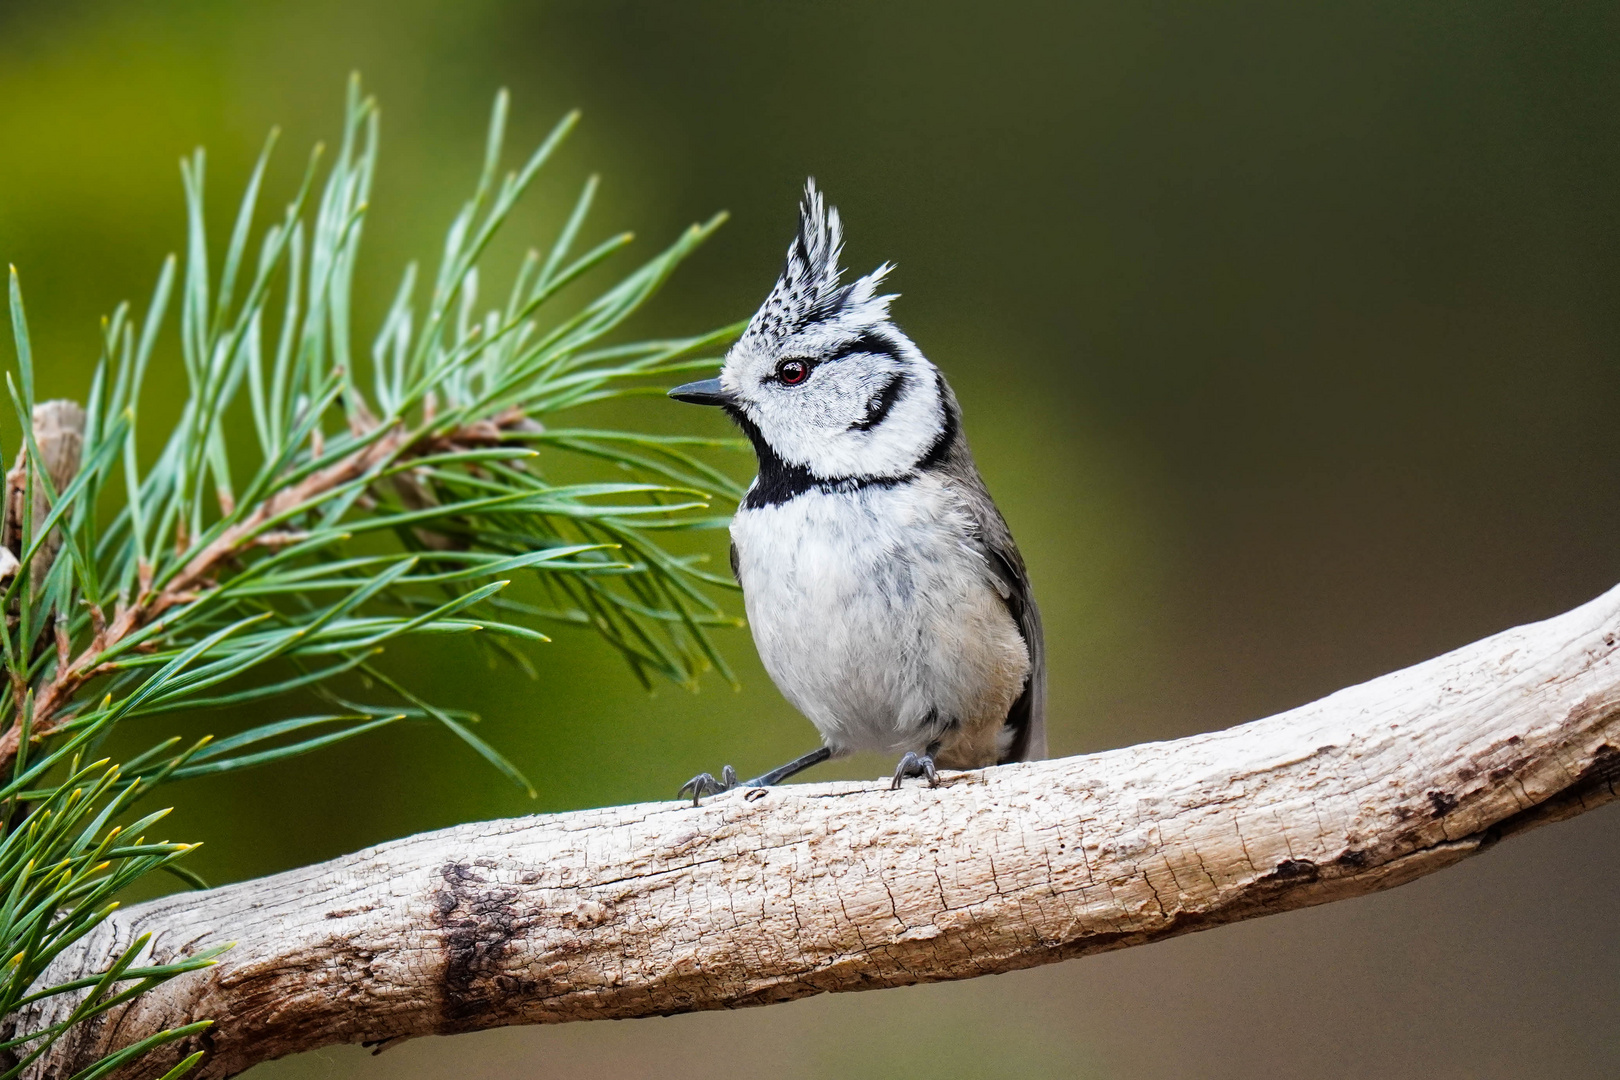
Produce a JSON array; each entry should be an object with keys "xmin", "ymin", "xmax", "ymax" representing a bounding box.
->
[{"xmin": 22, "ymin": 584, "xmax": 1620, "ymax": 1079}]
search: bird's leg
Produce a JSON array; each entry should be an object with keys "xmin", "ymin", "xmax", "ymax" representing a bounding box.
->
[
  {"xmin": 744, "ymin": 746, "xmax": 833, "ymax": 786},
  {"xmin": 678, "ymin": 746, "xmax": 832, "ymax": 806},
  {"xmin": 891, "ymin": 740, "xmax": 942, "ymax": 790}
]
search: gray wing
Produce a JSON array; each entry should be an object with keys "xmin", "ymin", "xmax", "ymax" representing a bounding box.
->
[{"xmin": 930, "ymin": 380, "xmax": 1047, "ymax": 763}]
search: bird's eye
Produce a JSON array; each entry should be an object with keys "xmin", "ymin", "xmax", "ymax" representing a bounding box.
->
[{"xmin": 776, "ymin": 359, "xmax": 811, "ymax": 385}]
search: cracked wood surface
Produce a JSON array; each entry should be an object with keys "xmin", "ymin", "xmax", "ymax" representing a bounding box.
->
[{"xmin": 22, "ymin": 584, "xmax": 1620, "ymax": 1079}]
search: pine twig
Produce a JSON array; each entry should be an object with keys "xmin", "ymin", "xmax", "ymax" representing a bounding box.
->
[{"xmin": 0, "ymin": 408, "xmax": 545, "ymax": 775}]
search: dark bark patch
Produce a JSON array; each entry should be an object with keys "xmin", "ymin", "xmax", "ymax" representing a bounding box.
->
[
  {"xmin": 1583, "ymin": 742, "xmax": 1620, "ymax": 788},
  {"xmin": 1427, "ymin": 790, "xmax": 1459, "ymax": 817},
  {"xmin": 1269, "ymin": 858, "xmax": 1319, "ymax": 883},
  {"xmin": 433, "ymin": 861, "xmax": 533, "ymax": 1030}
]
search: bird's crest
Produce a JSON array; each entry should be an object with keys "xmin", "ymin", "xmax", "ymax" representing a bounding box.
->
[{"xmin": 746, "ymin": 179, "xmax": 895, "ymax": 342}]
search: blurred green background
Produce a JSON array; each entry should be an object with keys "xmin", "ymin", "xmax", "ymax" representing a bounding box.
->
[{"xmin": 3, "ymin": 0, "xmax": 1619, "ymax": 1076}]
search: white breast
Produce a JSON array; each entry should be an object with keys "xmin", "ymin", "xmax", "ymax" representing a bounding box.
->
[{"xmin": 730, "ymin": 475, "xmax": 1027, "ymax": 757}]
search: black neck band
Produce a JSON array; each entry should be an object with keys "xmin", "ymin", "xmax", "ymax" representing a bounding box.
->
[
  {"xmin": 730, "ymin": 410, "xmax": 910, "ymax": 509},
  {"xmin": 728, "ymin": 372, "xmax": 957, "ymax": 511}
]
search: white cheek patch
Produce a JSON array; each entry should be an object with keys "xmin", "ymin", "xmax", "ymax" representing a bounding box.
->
[{"xmin": 739, "ymin": 351, "xmax": 944, "ymax": 481}]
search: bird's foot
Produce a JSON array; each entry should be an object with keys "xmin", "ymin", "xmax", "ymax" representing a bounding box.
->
[
  {"xmin": 679, "ymin": 765, "xmax": 739, "ymax": 806},
  {"xmin": 891, "ymin": 751, "xmax": 938, "ymax": 790}
]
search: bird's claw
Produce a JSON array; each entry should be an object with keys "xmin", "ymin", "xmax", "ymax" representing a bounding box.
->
[
  {"xmin": 891, "ymin": 751, "xmax": 938, "ymax": 790},
  {"xmin": 678, "ymin": 765, "xmax": 739, "ymax": 806}
]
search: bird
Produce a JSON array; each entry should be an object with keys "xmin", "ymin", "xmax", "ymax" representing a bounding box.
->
[{"xmin": 668, "ymin": 179, "xmax": 1045, "ymax": 803}]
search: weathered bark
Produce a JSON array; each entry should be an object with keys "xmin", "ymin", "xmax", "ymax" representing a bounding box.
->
[{"xmin": 23, "ymin": 584, "xmax": 1620, "ymax": 1079}]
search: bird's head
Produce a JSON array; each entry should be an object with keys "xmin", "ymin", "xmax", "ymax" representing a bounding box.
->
[{"xmin": 670, "ymin": 180, "xmax": 947, "ymax": 482}]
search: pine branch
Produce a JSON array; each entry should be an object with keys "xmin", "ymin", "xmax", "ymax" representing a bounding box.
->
[
  {"xmin": 0, "ymin": 76, "xmax": 747, "ymax": 1080},
  {"xmin": 0, "ymin": 76, "xmax": 742, "ymax": 780},
  {"xmin": 0, "ymin": 404, "xmax": 577, "ymax": 773}
]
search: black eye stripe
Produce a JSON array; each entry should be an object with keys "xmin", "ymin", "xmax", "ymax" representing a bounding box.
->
[
  {"xmin": 848, "ymin": 373, "xmax": 907, "ymax": 432},
  {"xmin": 826, "ymin": 330, "xmax": 901, "ymax": 365},
  {"xmin": 765, "ymin": 331, "xmax": 901, "ymax": 388}
]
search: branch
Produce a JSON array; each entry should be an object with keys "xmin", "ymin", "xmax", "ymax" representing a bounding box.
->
[
  {"xmin": 22, "ymin": 584, "xmax": 1620, "ymax": 1079},
  {"xmin": 0, "ymin": 408, "xmax": 535, "ymax": 776}
]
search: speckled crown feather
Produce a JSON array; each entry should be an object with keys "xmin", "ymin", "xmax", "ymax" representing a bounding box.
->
[{"xmin": 742, "ymin": 179, "xmax": 896, "ymax": 345}]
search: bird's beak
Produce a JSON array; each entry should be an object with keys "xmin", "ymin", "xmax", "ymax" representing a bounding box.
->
[{"xmin": 667, "ymin": 377, "xmax": 737, "ymax": 407}]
